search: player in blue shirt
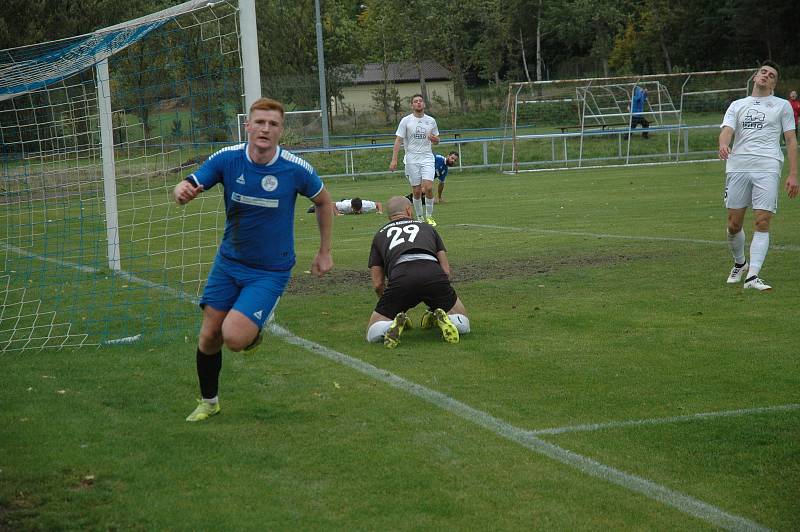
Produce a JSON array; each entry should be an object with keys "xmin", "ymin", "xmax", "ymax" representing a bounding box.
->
[
  {"xmin": 174, "ymin": 97, "xmax": 334, "ymax": 422},
  {"xmin": 433, "ymin": 151, "xmax": 459, "ymax": 203},
  {"xmin": 629, "ymin": 86, "xmax": 649, "ymax": 139}
]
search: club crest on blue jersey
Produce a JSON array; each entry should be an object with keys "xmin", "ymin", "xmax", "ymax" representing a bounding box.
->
[{"xmin": 261, "ymin": 175, "xmax": 278, "ymax": 191}]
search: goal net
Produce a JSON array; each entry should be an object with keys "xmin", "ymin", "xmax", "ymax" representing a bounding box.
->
[
  {"xmin": 0, "ymin": 0, "xmax": 245, "ymax": 351},
  {"xmin": 501, "ymin": 69, "xmax": 754, "ymax": 172}
]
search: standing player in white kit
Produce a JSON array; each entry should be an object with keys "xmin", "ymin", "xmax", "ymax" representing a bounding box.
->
[
  {"xmin": 389, "ymin": 94, "xmax": 441, "ymax": 226},
  {"xmin": 720, "ymin": 61, "xmax": 798, "ymax": 291}
]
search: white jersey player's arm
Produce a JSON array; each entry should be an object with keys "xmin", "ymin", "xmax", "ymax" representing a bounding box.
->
[
  {"xmin": 784, "ymin": 130, "xmax": 798, "ymax": 199},
  {"xmin": 719, "ymin": 126, "xmax": 734, "ymax": 160},
  {"xmin": 390, "ymin": 136, "xmax": 403, "ymax": 171},
  {"xmin": 428, "ymin": 118, "xmax": 440, "ymax": 145}
]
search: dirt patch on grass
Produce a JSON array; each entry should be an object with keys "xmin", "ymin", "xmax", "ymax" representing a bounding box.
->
[
  {"xmin": 286, "ymin": 254, "xmax": 639, "ymax": 295},
  {"xmin": 286, "ymin": 269, "xmax": 371, "ymax": 295},
  {"xmin": 0, "ymin": 492, "xmax": 40, "ymax": 531}
]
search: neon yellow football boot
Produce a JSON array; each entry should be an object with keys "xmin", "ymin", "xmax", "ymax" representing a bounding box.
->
[
  {"xmin": 186, "ymin": 399, "xmax": 220, "ymax": 422},
  {"xmin": 384, "ymin": 312, "xmax": 412, "ymax": 349},
  {"xmin": 434, "ymin": 308, "xmax": 459, "ymax": 344}
]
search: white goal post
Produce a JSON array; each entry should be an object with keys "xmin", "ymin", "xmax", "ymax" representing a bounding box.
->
[
  {"xmin": 502, "ymin": 68, "xmax": 755, "ymax": 172},
  {"xmin": 0, "ymin": 0, "xmax": 260, "ymax": 351}
]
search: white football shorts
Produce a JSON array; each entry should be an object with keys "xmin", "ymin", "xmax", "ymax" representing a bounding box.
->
[
  {"xmin": 404, "ymin": 161, "xmax": 435, "ymax": 186},
  {"xmin": 724, "ymin": 171, "xmax": 779, "ymax": 213}
]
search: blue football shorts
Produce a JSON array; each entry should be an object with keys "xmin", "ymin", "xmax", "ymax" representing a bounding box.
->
[{"xmin": 200, "ymin": 253, "xmax": 291, "ymax": 328}]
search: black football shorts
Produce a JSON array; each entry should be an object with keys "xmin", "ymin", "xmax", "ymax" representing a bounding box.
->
[{"xmin": 375, "ymin": 260, "xmax": 457, "ymax": 318}]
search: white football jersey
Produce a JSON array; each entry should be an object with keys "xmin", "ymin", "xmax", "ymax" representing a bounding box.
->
[
  {"xmin": 395, "ymin": 113, "xmax": 438, "ymax": 164},
  {"xmin": 721, "ymin": 95, "xmax": 794, "ymax": 173},
  {"xmin": 335, "ymin": 199, "xmax": 378, "ymax": 214}
]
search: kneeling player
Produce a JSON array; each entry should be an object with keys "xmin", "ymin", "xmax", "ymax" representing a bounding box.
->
[
  {"xmin": 365, "ymin": 196, "xmax": 470, "ymax": 348},
  {"xmin": 433, "ymin": 151, "xmax": 458, "ymax": 203}
]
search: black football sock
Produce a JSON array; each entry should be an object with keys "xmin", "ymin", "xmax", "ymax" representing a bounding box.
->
[{"xmin": 196, "ymin": 348, "xmax": 222, "ymax": 399}]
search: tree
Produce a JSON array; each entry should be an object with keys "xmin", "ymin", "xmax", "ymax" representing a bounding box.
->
[
  {"xmin": 358, "ymin": 0, "xmax": 406, "ymax": 123},
  {"xmin": 320, "ymin": 0, "xmax": 365, "ymax": 124}
]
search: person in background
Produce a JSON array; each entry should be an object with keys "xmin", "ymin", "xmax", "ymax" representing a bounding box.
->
[
  {"xmin": 389, "ymin": 94, "xmax": 440, "ymax": 226},
  {"xmin": 788, "ymin": 90, "xmax": 799, "ymax": 136},
  {"xmin": 433, "ymin": 151, "xmax": 459, "ymax": 203},
  {"xmin": 629, "ymin": 86, "xmax": 649, "ymax": 139}
]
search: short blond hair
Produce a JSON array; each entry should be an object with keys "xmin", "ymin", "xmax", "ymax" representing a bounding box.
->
[{"xmin": 249, "ymin": 97, "xmax": 284, "ymax": 118}]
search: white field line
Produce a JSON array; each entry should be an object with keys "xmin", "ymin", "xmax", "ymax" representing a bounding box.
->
[
  {"xmin": 507, "ymin": 158, "xmax": 721, "ymax": 174},
  {"xmin": 268, "ymin": 323, "xmax": 767, "ymax": 531},
  {"xmin": 3, "ymin": 242, "xmax": 770, "ymax": 531},
  {"xmin": 457, "ymin": 223, "xmax": 800, "ymax": 252},
  {"xmin": 533, "ymin": 404, "xmax": 800, "ymax": 435}
]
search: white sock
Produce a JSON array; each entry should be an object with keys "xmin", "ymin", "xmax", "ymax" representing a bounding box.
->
[
  {"xmin": 412, "ymin": 198, "xmax": 423, "ymax": 219},
  {"xmin": 747, "ymin": 231, "xmax": 769, "ymax": 278},
  {"xmin": 448, "ymin": 314, "xmax": 470, "ymax": 334},
  {"xmin": 727, "ymin": 228, "xmax": 746, "ymax": 265},
  {"xmin": 367, "ymin": 321, "xmax": 392, "ymax": 343},
  {"xmin": 425, "ymin": 197, "xmax": 434, "ymax": 217},
  {"xmin": 204, "ymin": 396, "xmax": 219, "ymax": 405}
]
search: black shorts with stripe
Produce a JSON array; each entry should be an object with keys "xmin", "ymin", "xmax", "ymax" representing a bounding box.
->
[{"xmin": 375, "ymin": 260, "xmax": 457, "ymax": 319}]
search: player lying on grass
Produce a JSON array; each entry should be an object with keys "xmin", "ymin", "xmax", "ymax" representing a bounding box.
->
[
  {"xmin": 173, "ymin": 97, "xmax": 334, "ymax": 422},
  {"xmin": 365, "ymin": 196, "xmax": 470, "ymax": 348},
  {"xmin": 307, "ymin": 197, "xmax": 383, "ymax": 215}
]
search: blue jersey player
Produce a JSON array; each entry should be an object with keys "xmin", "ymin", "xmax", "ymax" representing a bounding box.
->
[
  {"xmin": 433, "ymin": 151, "xmax": 459, "ymax": 203},
  {"xmin": 174, "ymin": 97, "xmax": 334, "ymax": 422}
]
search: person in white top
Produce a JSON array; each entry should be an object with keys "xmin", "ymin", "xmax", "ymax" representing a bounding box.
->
[
  {"xmin": 389, "ymin": 94, "xmax": 441, "ymax": 226},
  {"xmin": 307, "ymin": 197, "xmax": 383, "ymax": 215},
  {"xmin": 333, "ymin": 197, "xmax": 383, "ymax": 215},
  {"xmin": 719, "ymin": 61, "xmax": 798, "ymax": 291}
]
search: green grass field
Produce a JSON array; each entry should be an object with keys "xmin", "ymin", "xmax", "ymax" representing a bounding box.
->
[{"xmin": 2, "ymin": 161, "xmax": 799, "ymax": 530}]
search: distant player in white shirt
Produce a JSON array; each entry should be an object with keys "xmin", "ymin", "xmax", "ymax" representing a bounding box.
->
[
  {"xmin": 389, "ymin": 94, "xmax": 440, "ymax": 226},
  {"xmin": 720, "ymin": 61, "xmax": 798, "ymax": 291},
  {"xmin": 333, "ymin": 197, "xmax": 383, "ymax": 215},
  {"xmin": 307, "ymin": 197, "xmax": 382, "ymax": 215}
]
